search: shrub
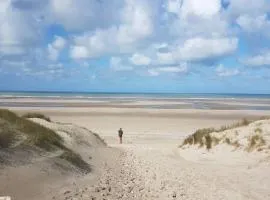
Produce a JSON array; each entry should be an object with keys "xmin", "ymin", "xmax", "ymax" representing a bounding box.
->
[{"xmin": 22, "ymin": 113, "xmax": 51, "ymax": 122}]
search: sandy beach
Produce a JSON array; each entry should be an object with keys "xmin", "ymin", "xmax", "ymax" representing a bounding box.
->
[
  {"xmin": 1, "ymin": 96, "xmax": 270, "ymax": 200},
  {"xmin": 8, "ymin": 97, "xmax": 270, "ymax": 144}
]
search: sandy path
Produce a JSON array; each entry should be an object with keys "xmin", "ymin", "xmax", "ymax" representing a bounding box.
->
[{"xmin": 57, "ymin": 143, "xmax": 270, "ymax": 200}]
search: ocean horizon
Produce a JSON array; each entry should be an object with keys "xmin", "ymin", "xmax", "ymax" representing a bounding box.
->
[{"xmin": 1, "ymin": 91, "xmax": 270, "ymax": 99}]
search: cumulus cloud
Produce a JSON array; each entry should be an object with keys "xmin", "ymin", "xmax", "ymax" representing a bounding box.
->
[
  {"xmin": 70, "ymin": 46, "xmax": 89, "ymax": 60},
  {"xmin": 236, "ymin": 14, "xmax": 270, "ymax": 37},
  {"xmin": 180, "ymin": 0, "xmax": 221, "ymax": 18},
  {"xmin": 216, "ymin": 65, "xmax": 240, "ymax": 77},
  {"xmin": 177, "ymin": 37, "xmax": 238, "ymax": 61},
  {"xmin": 69, "ymin": 0, "xmax": 155, "ymax": 59},
  {"xmin": 165, "ymin": 0, "xmax": 182, "ymax": 14},
  {"xmin": 0, "ymin": 0, "xmax": 41, "ymax": 55},
  {"xmin": 241, "ymin": 51, "xmax": 270, "ymax": 67},
  {"xmin": 110, "ymin": 57, "xmax": 133, "ymax": 71},
  {"xmin": 0, "ymin": 0, "xmax": 270, "ymax": 82},
  {"xmin": 129, "ymin": 53, "xmax": 151, "ymax": 66},
  {"xmin": 49, "ymin": 0, "xmax": 120, "ymax": 31},
  {"xmin": 225, "ymin": 0, "xmax": 270, "ymax": 18},
  {"xmin": 148, "ymin": 63, "xmax": 188, "ymax": 76},
  {"xmin": 48, "ymin": 36, "xmax": 66, "ymax": 61}
]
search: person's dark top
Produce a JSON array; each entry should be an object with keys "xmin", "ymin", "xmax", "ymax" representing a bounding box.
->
[{"xmin": 118, "ymin": 128, "xmax": 123, "ymax": 137}]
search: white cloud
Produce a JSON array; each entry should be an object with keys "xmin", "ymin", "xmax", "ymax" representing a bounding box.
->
[
  {"xmin": 130, "ymin": 53, "xmax": 151, "ymax": 65},
  {"xmin": 48, "ymin": 36, "xmax": 66, "ymax": 61},
  {"xmin": 148, "ymin": 63, "xmax": 188, "ymax": 76},
  {"xmin": 216, "ymin": 65, "xmax": 240, "ymax": 77},
  {"xmin": 0, "ymin": 0, "xmax": 40, "ymax": 55},
  {"xmin": 1, "ymin": 0, "xmax": 269, "ymax": 81},
  {"xmin": 49, "ymin": 0, "xmax": 120, "ymax": 31},
  {"xmin": 156, "ymin": 52, "xmax": 175, "ymax": 65},
  {"xmin": 180, "ymin": 0, "xmax": 221, "ymax": 18},
  {"xmin": 70, "ymin": 0, "xmax": 154, "ymax": 59},
  {"xmin": 165, "ymin": 0, "xmax": 182, "ymax": 14},
  {"xmin": 241, "ymin": 51, "xmax": 270, "ymax": 67},
  {"xmin": 177, "ymin": 37, "xmax": 238, "ymax": 61},
  {"xmin": 225, "ymin": 0, "xmax": 270, "ymax": 18},
  {"xmin": 148, "ymin": 69, "xmax": 160, "ymax": 76},
  {"xmin": 52, "ymin": 36, "xmax": 66, "ymax": 49},
  {"xmin": 110, "ymin": 57, "xmax": 133, "ymax": 71},
  {"xmin": 70, "ymin": 46, "xmax": 89, "ymax": 59},
  {"xmin": 236, "ymin": 14, "xmax": 270, "ymax": 36}
]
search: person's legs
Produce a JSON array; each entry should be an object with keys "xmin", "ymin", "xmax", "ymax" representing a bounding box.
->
[{"xmin": 120, "ymin": 136, "xmax": 122, "ymax": 144}]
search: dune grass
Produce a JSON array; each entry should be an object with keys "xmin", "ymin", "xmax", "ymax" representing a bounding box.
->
[
  {"xmin": 0, "ymin": 109, "xmax": 90, "ymax": 172},
  {"xmin": 0, "ymin": 120, "xmax": 16, "ymax": 148},
  {"xmin": 0, "ymin": 109, "xmax": 62, "ymax": 150},
  {"xmin": 22, "ymin": 112, "xmax": 51, "ymax": 122},
  {"xmin": 59, "ymin": 150, "xmax": 91, "ymax": 173},
  {"xmin": 247, "ymin": 134, "xmax": 266, "ymax": 152},
  {"xmin": 181, "ymin": 118, "xmax": 266, "ymax": 150}
]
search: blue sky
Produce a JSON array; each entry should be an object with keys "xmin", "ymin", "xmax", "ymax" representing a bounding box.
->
[{"xmin": 0, "ymin": 0, "xmax": 270, "ymax": 93}]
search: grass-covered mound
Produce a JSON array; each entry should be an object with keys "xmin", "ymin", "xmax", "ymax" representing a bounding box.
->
[
  {"xmin": 180, "ymin": 117, "xmax": 270, "ymax": 152},
  {"xmin": 0, "ymin": 109, "xmax": 90, "ymax": 172}
]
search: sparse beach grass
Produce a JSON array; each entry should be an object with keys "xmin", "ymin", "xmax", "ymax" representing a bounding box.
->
[
  {"xmin": 0, "ymin": 109, "xmax": 90, "ymax": 172},
  {"xmin": 181, "ymin": 117, "xmax": 269, "ymax": 150}
]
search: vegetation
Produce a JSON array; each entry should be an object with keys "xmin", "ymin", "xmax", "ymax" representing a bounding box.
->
[
  {"xmin": 0, "ymin": 109, "xmax": 62, "ymax": 150},
  {"xmin": 0, "ymin": 120, "xmax": 16, "ymax": 148},
  {"xmin": 22, "ymin": 112, "xmax": 51, "ymax": 122},
  {"xmin": 181, "ymin": 118, "xmax": 267, "ymax": 150},
  {"xmin": 182, "ymin": 128, "xmax": 215, "ymax": 146},
  {"xmin": 217, "ymin": 118, "xmax": 251, "ymax": 132},
  {"xmin": 225, "ymin": 138, "xmax": 231, "ymax": 145},
  {"xmin": 59, "ymin": 151, "xmax": 91, "ymax": 173},
  {"xmin": 0, "ymin": 109, "xmax": 90, "ymax": 172},
  {"xmin": 205, "ymin": 134, "xmax": 212, "ymax": 150},
  {"xmin": 247, "ymin": 134, "xmax": 266, "ymax": 152},
  {"xmin": 254, "ymin": 127, "xmax": 262, "ymax": 134}
]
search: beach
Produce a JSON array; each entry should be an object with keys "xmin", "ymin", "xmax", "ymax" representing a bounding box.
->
[
  {"xmin": 1, "ymin": 94, "xmax": 270, "ymax": 199},
  {"xmin": 4, "ymin": 94, "xmax": 270, "ymax": 144}
]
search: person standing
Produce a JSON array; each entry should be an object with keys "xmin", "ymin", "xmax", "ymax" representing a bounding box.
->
[{"xmin": 118, "ymin": 128, "xmax": 123, "ymax": 144}]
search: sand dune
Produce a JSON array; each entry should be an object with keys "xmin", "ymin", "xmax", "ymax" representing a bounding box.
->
[
  {"xmin": 0, "ymin": 116, "xmax": 111, "ymax": 200},
  {"xmin": 1, "ymin": 100, "xmax": 270, "ymax": 199}
]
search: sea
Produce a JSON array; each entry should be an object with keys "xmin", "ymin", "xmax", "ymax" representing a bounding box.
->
[
  {"xmin": 1, "ymin": 91, "xmax": 270, "ymax": 110},
  {"xmin": 1, "ymin": 91, "xmax": 270, "ymax": 99}
]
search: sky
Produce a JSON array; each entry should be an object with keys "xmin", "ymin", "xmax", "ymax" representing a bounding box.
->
[{"xmin": 0, "ymin": 0, "xmax": 270, "ymax": 93}]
